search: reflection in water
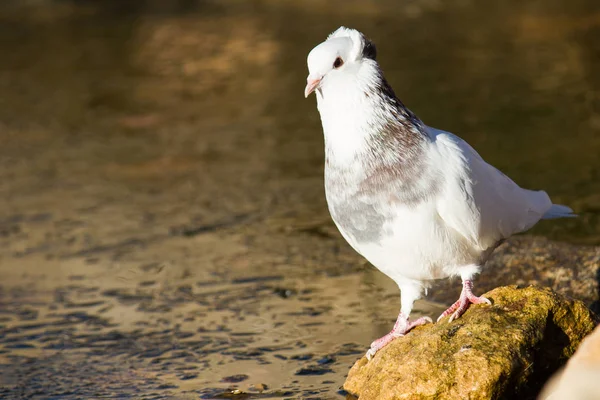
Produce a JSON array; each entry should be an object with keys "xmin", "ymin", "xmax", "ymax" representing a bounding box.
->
[{"xmin": 0, "ymin": 0, "xmax": 599, "ymax": 398}]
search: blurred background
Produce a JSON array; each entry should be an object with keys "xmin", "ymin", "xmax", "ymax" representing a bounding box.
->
[{"xmin": 0, "ymin": 0, "xmax": 599, "ymax": 398}]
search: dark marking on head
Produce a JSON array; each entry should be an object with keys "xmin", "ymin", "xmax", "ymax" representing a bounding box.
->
[{"xmin": 361, "ymin": 34, "xmax": 377, "ymax": 60}]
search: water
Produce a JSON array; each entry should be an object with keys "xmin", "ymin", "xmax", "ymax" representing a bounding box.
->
[{"xmin": 0, "ymin": 0, "xmax": 599, "ymax": 398}]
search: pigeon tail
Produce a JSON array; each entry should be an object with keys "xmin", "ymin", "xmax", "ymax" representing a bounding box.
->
[{"xmin": 542, "ymin": 204, "xmax": 577, "ymax": 219}]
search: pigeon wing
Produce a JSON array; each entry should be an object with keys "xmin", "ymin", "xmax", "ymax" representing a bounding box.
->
[{"xmin": 431, "ymin": 129, "xmax": 552, "ymax": 251}]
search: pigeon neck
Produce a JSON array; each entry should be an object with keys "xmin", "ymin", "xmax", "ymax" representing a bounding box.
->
[{"xmin": 317, "ymin": 62, "xmax": 427, "ymax": 166}]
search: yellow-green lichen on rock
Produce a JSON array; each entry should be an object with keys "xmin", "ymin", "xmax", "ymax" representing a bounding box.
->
[{"xmin": 343, "ymin": 286, "xmax": 598, "ymax": 400}]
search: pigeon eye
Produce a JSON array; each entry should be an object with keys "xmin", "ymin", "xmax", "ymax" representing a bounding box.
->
[{"xmin": 333, "ymin": 57, "xmax": 344, "ymax": 69}]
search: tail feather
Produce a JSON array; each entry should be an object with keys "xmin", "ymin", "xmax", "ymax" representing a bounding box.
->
[{"xmin": 543, "ymin": 204, "xmax": 577, "ymax": 220}]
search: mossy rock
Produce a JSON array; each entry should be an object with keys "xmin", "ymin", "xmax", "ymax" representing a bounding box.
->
[{"xmin": 343, "ymin": 286, "xmax": 598, "ymax": 400}]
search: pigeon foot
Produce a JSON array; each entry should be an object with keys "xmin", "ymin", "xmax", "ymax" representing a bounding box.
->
[
  {"xmin": 365, "ymin": 314, "xmax": 432, "ymax": 360},
  {"xmin": 437, "ymin": 279, "xmax": 491, "ymax": 322}
]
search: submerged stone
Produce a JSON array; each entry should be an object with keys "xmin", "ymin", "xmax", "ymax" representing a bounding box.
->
[{"xmin": 343, "ymin": 286, "xmax": 598, "ymax": 400}]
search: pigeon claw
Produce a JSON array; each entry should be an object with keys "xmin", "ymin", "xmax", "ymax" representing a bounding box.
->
[
  {"xmin": 448, "ymin": 295, "xmax": 491, "ymax": 322},
  {"xmin": 437, "ymin": 293, "xmax": 492, "ymax": 322},
  {"xmin": 365, "ymin": 315, "xmax": 432, "ymax": 360},
  {"xmin": 365, "ymin": 348, "xmax": 376, "ymax": 361},
  {"xmin": 437, "ymin": 281, "xmax": 491, "ymax": 323}
]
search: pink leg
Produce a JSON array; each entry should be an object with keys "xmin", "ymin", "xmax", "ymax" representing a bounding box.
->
[
  {"xmin": 365, "ymin": 313, "xmax": 432, "ymax": 360},
  {"xmin": 437, "ymin": 279, "xmax": 491, "ymax": 322}
]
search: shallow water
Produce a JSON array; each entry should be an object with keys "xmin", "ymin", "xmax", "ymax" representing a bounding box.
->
[
  {"xmin": 0, "ymin": 0, "xmax": 599, "ymax": 398},
  {"xmin": 0, "ymin": 253, "xmax": 444, "ymax": 398}
]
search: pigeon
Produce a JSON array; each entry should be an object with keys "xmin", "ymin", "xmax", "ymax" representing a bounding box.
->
[{"xmin": 304, "ymin": 27, "xmax": 576, "ymax": 360}]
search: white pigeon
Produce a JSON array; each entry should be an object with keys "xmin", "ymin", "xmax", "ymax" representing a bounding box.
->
[{"xmin": 304, "ymin": 27, "xmax": 575, "ymax": 360}]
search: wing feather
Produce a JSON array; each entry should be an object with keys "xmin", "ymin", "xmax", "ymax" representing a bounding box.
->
[{"xmin": 430, "ymin": 128, "xmax": 552, "ymax": 251}]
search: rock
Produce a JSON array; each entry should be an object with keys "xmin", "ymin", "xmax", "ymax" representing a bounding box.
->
[
  {"xmin": 343, "ymin": 286, "xmax": 598, "ymax": 400},
  {"xmin": 540, "ymin": 324, "xmax": 600, "ymax": 399}
]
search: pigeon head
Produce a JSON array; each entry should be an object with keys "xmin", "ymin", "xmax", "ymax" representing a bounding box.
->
[
  {"xmin": 305, "ymin": 27, "xmax": 425, "ymax": 167},
  {"xmin": 304, "ymin": 27, "xmax": 377, "ymax": 98}
]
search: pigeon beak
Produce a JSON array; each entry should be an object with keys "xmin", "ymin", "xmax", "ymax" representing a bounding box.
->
[{"xmin": 304, "ymin": 75, "xmax": 322, "ymax": 98}]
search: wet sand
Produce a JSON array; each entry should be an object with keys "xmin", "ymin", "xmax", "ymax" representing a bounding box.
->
[{"xmin": 1, "ymin": 0, "xmax": 599, "ymax": 398}]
